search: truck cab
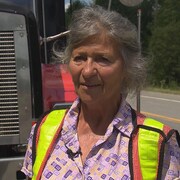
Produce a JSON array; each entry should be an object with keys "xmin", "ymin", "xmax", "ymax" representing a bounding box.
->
[{"xmin": 0, "ymin": 0, "xmax": 76, "ymax": 179}]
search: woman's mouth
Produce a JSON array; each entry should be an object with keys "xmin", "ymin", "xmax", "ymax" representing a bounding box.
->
[{"xmin": 81, "ymin": 83, "xmax": 101, "ymax": 88}]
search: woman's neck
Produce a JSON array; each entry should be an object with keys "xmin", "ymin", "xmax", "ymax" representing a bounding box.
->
[{"xmin": 78, "ymin": 96, "xmax": 122, "ymax": 135}]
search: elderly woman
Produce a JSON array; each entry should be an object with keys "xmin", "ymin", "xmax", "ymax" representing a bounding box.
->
[{"xmin": 22, "ymin": 6, "xmax": 180, "ymax": 180}]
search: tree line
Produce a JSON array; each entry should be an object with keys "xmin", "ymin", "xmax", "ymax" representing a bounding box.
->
[{"xmin": 66, "ymin": 0, "xmax": 180, "ymax": 90}]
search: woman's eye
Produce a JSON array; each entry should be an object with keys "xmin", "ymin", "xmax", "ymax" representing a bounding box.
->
[
  {"xmin": 73, "ymin": 55, "xmax": 86, "ymax": 62},
  {"xmin": 95, "ymin": 56, "xmax": 110, "ymax": 65}
]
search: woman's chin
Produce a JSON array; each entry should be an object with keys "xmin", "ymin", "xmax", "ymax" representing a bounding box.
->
[{"xmin": 79, "ymin": 95, "xmax": 101, "ymax": 105}]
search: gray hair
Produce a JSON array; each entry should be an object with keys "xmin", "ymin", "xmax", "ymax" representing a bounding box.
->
[{"xmin": 64, "ymin": 5, "xmax": 146, "ymax": 94}]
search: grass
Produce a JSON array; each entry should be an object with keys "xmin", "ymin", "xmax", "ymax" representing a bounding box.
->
[{"xmin": 144, "ymin": 86, "xmax": 180, "ymax": 95}]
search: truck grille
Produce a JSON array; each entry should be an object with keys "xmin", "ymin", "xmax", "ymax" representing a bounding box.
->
[{"xmin": 0, "ymin": 31, "xmax": 20, "ymax": 136}]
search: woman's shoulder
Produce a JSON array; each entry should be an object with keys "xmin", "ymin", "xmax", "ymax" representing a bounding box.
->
[{"xmin": 134, "ymin": 110, "xmax": 180, "ymax": 147}]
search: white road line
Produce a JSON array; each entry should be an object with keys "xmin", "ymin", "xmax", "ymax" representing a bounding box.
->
[{"xmin": 141, "ymin": 95, "xmax": 180, "ymax": 103}]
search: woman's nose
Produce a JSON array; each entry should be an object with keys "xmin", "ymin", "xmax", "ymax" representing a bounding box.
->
[{"xmin": 82, "ymin": 58, "xmax": 97, "ymax": 78}]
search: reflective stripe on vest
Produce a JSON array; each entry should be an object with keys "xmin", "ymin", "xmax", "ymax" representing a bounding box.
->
[
  {"xmin": 32, "ymin": 109, "xmax": 66, "ymax": 180},
  {"xmin": 138, "ymin": 118, "xmax": 164, "ymax": 180}
]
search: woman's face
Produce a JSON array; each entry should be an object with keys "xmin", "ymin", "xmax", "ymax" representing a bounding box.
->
[{"xmin": 69, "ymin": 35, "xmax": 125, "ymax": 105}]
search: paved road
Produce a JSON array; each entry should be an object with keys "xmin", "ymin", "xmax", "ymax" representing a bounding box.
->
[{"xmin": 127, "ymin": 91, "xmax": 180, "ymax": 132}]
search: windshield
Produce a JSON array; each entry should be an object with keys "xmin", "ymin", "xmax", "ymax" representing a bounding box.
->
[{"xmin": 0, "ymin": 0, "xmax": 33, "ymax": 12}]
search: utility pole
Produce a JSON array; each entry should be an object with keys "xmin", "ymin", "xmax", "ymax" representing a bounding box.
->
[
  {"xmin": 136, "ymin": 8, "xmax": 142, "ymax": 113},
  {"xmin": 119, "ymin": 0, "xmax": 143, "ymax": 112},
  {"xmin": 108, "ymin": 0, "xmax": 112, "ymax": 11}
]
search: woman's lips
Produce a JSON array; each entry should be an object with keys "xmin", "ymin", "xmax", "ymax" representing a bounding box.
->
[{"xmin": 81, "ymin": 83, "xmax": 101, "ymax": 88}]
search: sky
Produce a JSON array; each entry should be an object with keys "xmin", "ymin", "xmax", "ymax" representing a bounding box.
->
[{"xmin": 65, "ymin": 0, "xmax": 93, "ymax": 10}]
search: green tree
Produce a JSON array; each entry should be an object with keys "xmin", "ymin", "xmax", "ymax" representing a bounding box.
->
[{"xmin": 148, "ymin": 0, "xmax": 180, "ymax": 88}]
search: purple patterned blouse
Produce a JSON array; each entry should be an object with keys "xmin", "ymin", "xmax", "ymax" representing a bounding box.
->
[{"xmin": 21, "ymin": 98, "xmax": 180, "ymax": 179}]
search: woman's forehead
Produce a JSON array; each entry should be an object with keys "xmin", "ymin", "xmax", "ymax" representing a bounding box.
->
[
  {"xmin": 75, "ymin": 33, "xmax": 119, "ymax": 49},
  {"xmin": 72, "ymin": 34, "xmax": 122, "ymax": 60}
]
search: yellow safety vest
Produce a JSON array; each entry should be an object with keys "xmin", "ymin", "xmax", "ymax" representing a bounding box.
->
[
  {"xmin": 32, "ymin": 109, "xmax": 67, "ymax": 180},
  {"xmin": 31, "ymin": 109, "xmax": 178, "ymax": 180}
]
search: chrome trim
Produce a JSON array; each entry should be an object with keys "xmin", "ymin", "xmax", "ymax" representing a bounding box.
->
[{"xmin": 0, "ymin": 156, "xmax": 24, "ymax": 162}]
